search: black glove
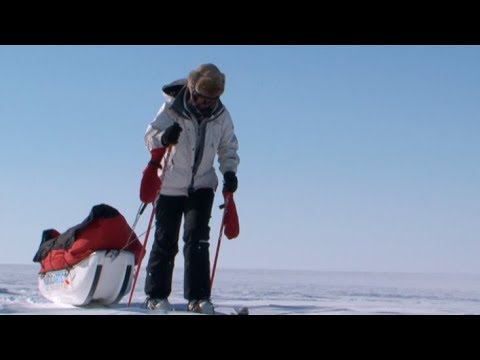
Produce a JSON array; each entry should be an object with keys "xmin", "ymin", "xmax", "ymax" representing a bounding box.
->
[
  {"xmin": 161, "ymin": 123, "xmax": 182, "ymax": 146},
  {"xmin": 223, "ymin": 171, "xmax": 238, "ymax": 193}
]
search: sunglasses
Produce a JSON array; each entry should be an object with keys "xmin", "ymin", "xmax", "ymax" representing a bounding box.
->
[{"xmin": 192, "ymin": 89, "xmax": 219, "ymax": 105}]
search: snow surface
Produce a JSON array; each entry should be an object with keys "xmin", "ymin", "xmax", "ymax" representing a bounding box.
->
[{"xmin": 1, "ymin": 265, "xmax": 479, "ymax": 315}]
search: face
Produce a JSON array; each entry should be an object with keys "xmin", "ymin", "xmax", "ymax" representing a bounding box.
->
[{"xmin": 191, "ymin": 89, "xmax": 219, "ymax": 111}]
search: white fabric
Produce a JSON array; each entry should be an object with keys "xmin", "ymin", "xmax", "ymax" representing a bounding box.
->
[{"xmin": 145, "ymin": 89, "xmax": 239, "ymax": 196}]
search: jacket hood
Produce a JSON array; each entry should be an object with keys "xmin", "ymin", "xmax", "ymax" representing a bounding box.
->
[{"xmin": 162, "ymin": 79, "xmax": 225, "ymax": 121}]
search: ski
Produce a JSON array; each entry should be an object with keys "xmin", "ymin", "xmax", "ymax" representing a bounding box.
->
[
  {"xmin": 139, "ymin": 302, "xmax": 249, "ymax": 315},
  {"xmin": 232, "ymin": 306, "xmax": 249, "ymax": 315}
]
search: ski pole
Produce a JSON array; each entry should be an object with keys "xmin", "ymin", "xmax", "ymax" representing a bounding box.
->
[
  {"xmin": 121, "ymin": 202, "xmax": 149, "ymax": 252},
  {"xmin": 210, "ymin": 192, "xmax": 231, "ymax": 291},
  {"xmin": 127, "ymin": 145, "xmax": 172, "ymax": 307},
  {"xmin": 127, "ymin": 202, "xmax": 156, "ymax": 307}
]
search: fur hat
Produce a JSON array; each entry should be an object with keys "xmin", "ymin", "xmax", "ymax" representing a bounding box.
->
[{"xmin": 188, "ymin": 63, "xmax": 225, "ymax": 98}]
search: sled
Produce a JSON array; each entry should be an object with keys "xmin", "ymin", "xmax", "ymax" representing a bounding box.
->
[{"xmin": 38, "ymin": 250, "xmax": 135, "ymax": 306}]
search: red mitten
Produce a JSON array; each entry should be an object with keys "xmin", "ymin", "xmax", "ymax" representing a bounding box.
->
[
  {"xmin": 222, "ymin": 191, "xmax": 239, "ymax": 239},
  {"xmin": 139, "ymin": 148, "xmax": 166, "ymax": 203}
]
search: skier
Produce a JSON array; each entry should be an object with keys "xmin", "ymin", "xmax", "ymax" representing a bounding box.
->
[{"xmin": 142, "ymin": 63, "xmax": 239, "ymax": 314}]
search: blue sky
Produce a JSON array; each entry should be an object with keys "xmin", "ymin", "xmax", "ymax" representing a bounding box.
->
[{"xmin": 1, "ymin": 45, "xmax": 479, "ymax": 273}]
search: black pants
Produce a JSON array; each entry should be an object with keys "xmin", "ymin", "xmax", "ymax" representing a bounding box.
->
[{"xmin": 145, "ymin": 188, "xmax": 214, "ymax": 301}]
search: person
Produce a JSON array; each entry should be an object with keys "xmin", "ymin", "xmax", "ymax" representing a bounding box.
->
[{"xmin": 143, "ymin": 63, "xmax": 239, "ymax": 314}]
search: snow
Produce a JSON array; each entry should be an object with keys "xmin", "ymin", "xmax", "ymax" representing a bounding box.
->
[{"xmin": 1, "ymin": 265, "xmax": 479, "ymax": 315}]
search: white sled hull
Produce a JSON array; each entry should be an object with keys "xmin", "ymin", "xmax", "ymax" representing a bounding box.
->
[{"xmin": 38, "ymin": 250, "xmax": 135, "ymax": 306}]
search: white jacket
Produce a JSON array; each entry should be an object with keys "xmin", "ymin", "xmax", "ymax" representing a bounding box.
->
[{"xmin": 145, "ymin": 80, "xmax": 239, "ymax": 196}]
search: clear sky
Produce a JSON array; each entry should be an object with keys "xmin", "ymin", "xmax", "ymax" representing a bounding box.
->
[{"xmin": 1, "ymin": 45, "xmax": 479, "ymax": 273}]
